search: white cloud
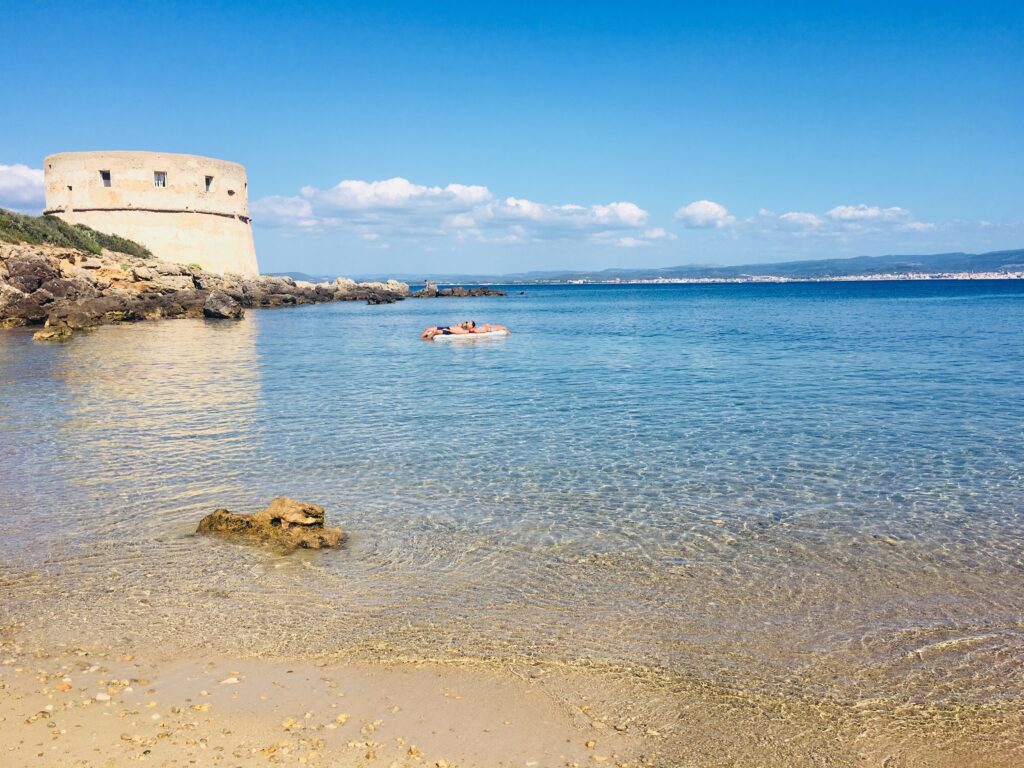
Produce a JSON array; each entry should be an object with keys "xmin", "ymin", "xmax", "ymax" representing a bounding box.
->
[
  {"xmin": 468, "ymin": 197, "xmax": 649, "ymax": 233},
  {"xmin": 673, "ymin": 200, "xmax": 736, "ymax": 229},
  {"xmin": 0, "ymin": 164, "xmax": 45, "ymax": 213},
  {"xmin": 666, "ymin": 197, "xmax": 944, "ymax": 240},
  {"xmin": 777, "ymin": 211, "xmax": 824, "ymax": 230},
  {"xmin": 253, "ymin": 177, "xmax": 666, "ymax": 246},
  {"xmin": 825, "ymin": 204, "xmax": 934, "ymax": 231},
  {"xmin": 250, "ymin": 195, "xmax": 316, "ymax": 227},
  {"xmin": 303, "ymin": 177, "xmax": 492, "ymax": 213},
  {"xmin": 595, "ymin": 227, "xmax": 677, "ymax": 248},
  {"xmin": 757, "ymin": 203, "xmax": 935, "ymax": 237},
  {"xmin": 827, "ymin": 204, "xmax": 898, "ymax": 221},
  {"xmin": 643, "ymin": 227, "xmax": 675, "ymax": 241}
]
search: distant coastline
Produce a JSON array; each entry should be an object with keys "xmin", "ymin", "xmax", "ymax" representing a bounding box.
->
[
  {"xmin": 279, "ymin": 270, "xmax": 1024, "ymax": 288},
  {"xmin": 553, "ymin": 270, "xmax": 1024, "ymax": 285},
  {"xmin": 336, "ymin": 246, "xmax": 1024, "ymax": 286},
  {"xmin": 346, "ymin": 271, "xmax": 1024, "ymax": 287}
]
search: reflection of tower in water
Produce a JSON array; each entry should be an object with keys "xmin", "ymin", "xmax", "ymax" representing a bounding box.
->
[{"xmin": 47, "ymin": 316, "xmax": 264, "ymax": 540}]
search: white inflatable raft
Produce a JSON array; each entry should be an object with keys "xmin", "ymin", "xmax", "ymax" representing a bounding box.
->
[{"xmin": 432, "ymin": 330, "xmax": 509, "ymax": 340}]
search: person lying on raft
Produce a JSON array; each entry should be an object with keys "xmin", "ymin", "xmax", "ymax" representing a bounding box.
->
[
  {"xmin": 420, "ymin": 321, "xmax": 511, "ymax": 340},
  {"xmin": 472, "ymin": 323, "xmax": 510, "ymax": 335},
  {"xmin": 421, "ymin": 320, "xmax": 475, "ymax": 340}
]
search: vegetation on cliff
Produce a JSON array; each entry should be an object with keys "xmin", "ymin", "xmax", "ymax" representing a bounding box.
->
[{"xmin": 0, "ymin": 208, "xmax": 151, "ymax": 258}]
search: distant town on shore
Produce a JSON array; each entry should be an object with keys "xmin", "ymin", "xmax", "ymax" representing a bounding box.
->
[
  {"xmin": 280, "ymin": 246, "xmax": 1024, "ymax": 286},
  {"xmin": 559, "ymin": 270, "xmax": 1023, "ymax": 285}
]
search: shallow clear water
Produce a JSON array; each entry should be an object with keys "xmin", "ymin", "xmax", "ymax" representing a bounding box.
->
[{"xmin": 2, "ymin": 281, "xmax": 1023, "ymax": 725}]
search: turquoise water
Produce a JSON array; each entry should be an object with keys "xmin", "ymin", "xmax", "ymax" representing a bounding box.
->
[{"xmin": 2, "ymin": 281, "xmax": 1023, "ymax": 726}]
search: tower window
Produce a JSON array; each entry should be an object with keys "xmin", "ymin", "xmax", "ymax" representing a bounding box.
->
[
  {"xmin": 154, "ymin": 171, "xmax": 167, "ymax": 188},
  {"xmin": 100, "ymin": 170, "xmax": 111, "ymax": 187},
  {"xmin": 205, "ymin": 175, "xmax": 214, "ymax": 192}
]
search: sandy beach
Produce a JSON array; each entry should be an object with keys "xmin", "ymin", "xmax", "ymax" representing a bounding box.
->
[
  {"xmin": 4, "ymin": 622, "xmax": 1022, "ymax": 767},
  {"xmin": 0, "ymin": 639, "xmax": 652, "ymax": 768}
]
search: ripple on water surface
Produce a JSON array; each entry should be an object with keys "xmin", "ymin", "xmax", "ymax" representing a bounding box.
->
[{"xmin": 1, "ymin": 281, "xmax": 1023, "ymax": 751}]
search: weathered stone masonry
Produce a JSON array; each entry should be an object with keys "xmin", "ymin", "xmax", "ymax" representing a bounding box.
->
[{"xmin": 44, "ymin": 151, "xmax": 259, "ymax": 276}]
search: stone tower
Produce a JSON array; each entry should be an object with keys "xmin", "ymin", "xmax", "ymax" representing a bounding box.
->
[{"xmin": 43, "ymin": 151, "xmax": 259, "ymax": 276}]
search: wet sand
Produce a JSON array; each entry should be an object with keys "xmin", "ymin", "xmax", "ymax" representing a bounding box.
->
[
  {"xmin": 3, "ymin": 628, "xmax": 1022, "ymax": 767},
  {"xmin": 0, "ymin": 642, "xmax": 650, "ymax": 768}
]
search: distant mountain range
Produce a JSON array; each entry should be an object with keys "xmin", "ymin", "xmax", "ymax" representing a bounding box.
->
[{"xmin": 269, "ymin": 247, "xmax": 1024, "ymax": 285}]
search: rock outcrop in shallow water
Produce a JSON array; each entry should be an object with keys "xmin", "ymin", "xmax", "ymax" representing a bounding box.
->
[
  {"xmin": 197, "ymin": 497, "xmax": 345, "ymax": 549},
  {"xmin": 202, "ymin": 289, "xmax": 244, "ymax": 319},
  {"xmin": 412, "ymin": 283, "xmax": 507, "ymax": 298}
]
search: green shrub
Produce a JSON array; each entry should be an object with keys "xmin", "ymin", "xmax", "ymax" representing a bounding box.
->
[{"xmin": 0, "ymin": 208, "xmax": 151, "ymax": 258}]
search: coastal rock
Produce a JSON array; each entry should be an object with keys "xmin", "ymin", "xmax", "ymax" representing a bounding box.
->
[
  {"xmin": 154, "ymin": 262, "xmax": 190, "ymax": 276},
  {"xmin": 354, "ymin": 279, "xmax": 408, "ymax": 305},
  {"xmin": 262, "ymin": 275, "xmax": 296, "ymax": 293},
  {"xmin": 446, "ymin": 286, "xmax": 506, "ymax": 297},
  {"xmin": 4, "ymin": 291, "xmax": 50, "ymax": 323},
  {"xmin": 215, "ymin": 274, "xmax": 248, "ymax": 301},
  {"xmin": 1, "ymin": 238, "xmax": 508, "ymax": 340},
  {"xmin": 69, "ymin": 294, "xmax": 131, "ymax": 323},
  {"xmin": 264, "ymin": 292, "xmax": 297, "ymax": 306},
  {"xmin": 32, "ymin": 323, "xmax": 75, "ymax": 342},
  {"xmin": 40, "ymin": 275, "xmax": 100, "ymax": 301},
  {"xmin": 169, "ymin": 289, "xmax": 207, "ymax": 317},
  {"xmin": 0, "ymin": 283, "xmax": 28, "ymax": 317},
  {"xmin": 203, "ymin": 290, "xmax": 244, "ymax": 320},
  {"xmin": 192, "ymin": 271, "xmax": 225, "ymax": 291},
  {"xmin": 5, "ymin": 251, "xmax": 59, "ymax": 294},
  {"xmin": 357, "ymin": 279, "xmax": 409, "ymax": 296},
  {"xmin": 156, "ymin": 274, "xmax": 197, "ymax": 292},
  {"xmin": 365, "ymin": 290, "xmax": 401, "ymax": 305},
  {"xmin": 411, "ymin": 285, "xmax": 506, "ymax": 298},
  {"xmin": 196, "ymin": 497, "xmax": 345, "ymax": 549},
  {"xmin": 33, "ymin": 304, "xmax": 104, "ymax": 341}
]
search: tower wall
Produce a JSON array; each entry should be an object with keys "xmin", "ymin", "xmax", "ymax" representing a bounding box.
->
[{"xmin": 43, "ymin": 151, "xmax": 259, "ymax": 277}]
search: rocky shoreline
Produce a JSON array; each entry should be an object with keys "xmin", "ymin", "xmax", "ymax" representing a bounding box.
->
[{"xmin": 0, "ymin": 243, "xmax": 505, "ymax": 341}]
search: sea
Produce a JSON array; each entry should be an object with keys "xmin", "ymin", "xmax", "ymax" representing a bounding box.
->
[{"xmin": 2, "ymin": 280, "xmax": 1023, "ymax": 758}]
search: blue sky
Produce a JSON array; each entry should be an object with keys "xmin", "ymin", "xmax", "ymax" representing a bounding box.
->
[{"xmin": 2, "ymin": 1, "xmax": 1022, "ymax": 275}]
